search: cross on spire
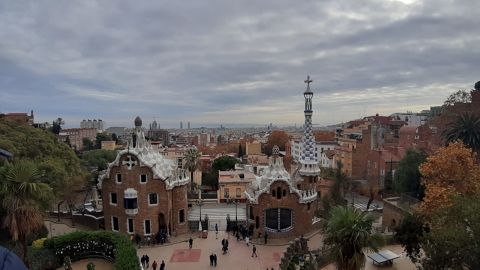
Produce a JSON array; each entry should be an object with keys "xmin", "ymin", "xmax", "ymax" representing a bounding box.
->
[{"xmin": 304, "ymin": 75, "xmax": 313, "ymax": 90}]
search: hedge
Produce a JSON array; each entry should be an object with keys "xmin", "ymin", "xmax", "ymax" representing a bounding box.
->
[{"xmin": 44, "ymin": 231, "xmax": 140, "ymax": 270}]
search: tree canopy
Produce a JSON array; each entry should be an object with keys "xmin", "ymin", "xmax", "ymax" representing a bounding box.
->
[
  {"xmin": 264, "ymin": 130, "xmax": 289, "ymax": 156},
  {"xmin": 443, "ymin": 112, "xmax": 480, "ymax": 152},
  {"xmin": 0, "ymin": 121, "xmax": 85, "ymax": 192},
  {"xmin": 419, "ymin": 141, "xmax": 480, "ymax": 215},
  {"xmin": 212, "ymin": 155, "xmax": 238, "ymax": 171},
  {"xmin": 393, "ymin": 149, "xmax": 427, "ymax": 199},
  {"xmin": 443, "ymin": 89, "xmax": 471, "ymax": 107}
]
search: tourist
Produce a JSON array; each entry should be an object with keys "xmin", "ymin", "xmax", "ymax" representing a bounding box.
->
[
  {"xmin": 141, "ymin": 255, "xmax": 146, "ymax": 268},
  {"xmin": 160, "ymin": 260, "xmax": 165, "ymax": 270},
  {"xmin": 146, "ymin": 254, "xmax": 150, "ymax": 268},
  {"xmin": 245, "ymin": 235, "xmax": 250, "ymax": 246},
  {"xmin": 215, "ymin": 223, "xmax": 218, "ymax": 239},
  {"xmin": 0, "ymin": 245, "xmax": 28, "ymax": 270},
  {"xmin": 213, "ymin": 253, "xmax": 217, "ymax": 267},
  {"xmin": 252, "ymin": 244, "xmax": 258, "ymax": 257},
  {"xmin": 189, "ymin": 237, "xmax": 193, "ymax": 248},
  {"xmin": 152, "ymin": 260, "xmax": 157, "ymax": 270}
]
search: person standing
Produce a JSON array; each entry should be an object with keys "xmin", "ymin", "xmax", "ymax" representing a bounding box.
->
[
  {"xmin": 145, "ymin": 254, "xmax": 150, "ymax": 268},
  {"xmin": 215, "ymin": 223, "xmax": 219, "ymax": 239},
  {"xmin": 213, "ymin": 253, "xmax": 217, "ymax": 267},
  {"xmin": 252, "ymin": 244, "xmax": 258, "ymax": 257},
  {"xmin": 160, "ymin": 260, "xmax": 165, "ymax": 270},
  {"xmin": 152, "ymin": 260, "xmax": 157, "ymax": 270},
  {"xmin": 245, "ymin": 235, "xmax": 250, "ymax": 247},
  {"xmin": 141, "ymin": 255, "xmax": 146, "ymax": 268},
  {"xmin": 210, "ymin": 253, "xmax": 214, "ymax": 266},
  {"xmin": 189, "ymin": 237, "xmax": 193, "ymax": 249}
]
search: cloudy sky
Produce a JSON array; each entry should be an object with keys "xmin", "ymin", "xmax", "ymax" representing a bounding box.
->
[{"xmin": 0, "ymin": 0, "xmax": 479, "ymax": 128}]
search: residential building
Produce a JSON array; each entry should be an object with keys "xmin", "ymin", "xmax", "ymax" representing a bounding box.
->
[
  {"xmin": 218, "ymin": 165, "xmax": 254, "ymax": 203},
  {"xmin": 98, "ymin": 117, "xmax": 190, "ymax": 236},
  {"xmin": 81, "ymin": 119, "xmax": 105, "ymax": 131},
  {"xmin": 1, "ymin": 110, "xmax": 34, "ymax": 125},
  {"xmin": 59, "ymin": 128, "xmax": 97, "ymax": 151},
  {"xmin": 290, "ymin": 140, "xmax": 336, "ymax": 169},
  {"xmin": 245, "ymin": 141, "xmax": 262, "ymax": 155},
  {"xmin": 101, "ymin": 141, "xmax": 117, "ymax": 151}
]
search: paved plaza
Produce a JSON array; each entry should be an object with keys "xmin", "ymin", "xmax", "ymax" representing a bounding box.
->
[{"xmin": 46, "ymin": 221, "xmax": 415, "ymax": 270}]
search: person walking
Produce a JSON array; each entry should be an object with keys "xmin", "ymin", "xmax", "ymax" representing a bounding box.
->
[
  {"xmin": 210, "ymin": 253, "xmax": 214, "ymax": 266},
  {"xmin": 160, "ymin": 260, "xmax": 165, "ymax": 270},
  {"xmin": 152, "ymin": 260, "xmax": 157, "ymax": 270},
  {"xmin": 141, "ymin": 255, "xmax": 146, "ymax": 268},
  {"xmin": 189, "ymin": 237, "xmax": 193, "ymax": 249},
  {"xmin": 245, "ymin": 235, "xmax": 250, "ymax": 247},
  {"xmin": 215, "ymin": 223, "xmax": 219, "ymax": 239},
  {"xmin": 145, "ymin": 254, "xmax": 150, "ymax": 268},
  {"xmin": 252, "ymin": 244, "xmax": 258, "ymax": 257},
  {"xmin": 213, "ymin": 253, "xmax": 217, "ymax": 267}
]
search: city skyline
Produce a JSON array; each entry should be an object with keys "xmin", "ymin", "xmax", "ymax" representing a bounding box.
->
[{"xmin": 1, "ymin": 0, "xmax": 479, "ymax": 127}]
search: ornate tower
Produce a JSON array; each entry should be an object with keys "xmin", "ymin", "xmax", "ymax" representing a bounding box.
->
[{"xmin": 299, "ymin": 76, "xmax": 321, "ymax": 177}]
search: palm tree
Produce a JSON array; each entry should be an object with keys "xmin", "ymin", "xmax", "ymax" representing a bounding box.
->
[
  {"xmin": 323, "ymin": 206, "xmax": 383, "ymax": 270},
  {"xmin": 443, "ymin": 112, "xmax": 480, "ymax": 152},
  {"xmin": 184, "ymin": 147, "xmax": 201, "ymax": 193},
  {"xmin": 0, "ymin": 161, "xmax": 52, "ymax": 265}
]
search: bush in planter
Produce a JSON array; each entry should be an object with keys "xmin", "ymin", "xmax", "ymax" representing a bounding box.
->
[
  {"xmin": 87, "ymin": 262, "xmax": 95, "ymax": 270},
  {"xmin": 27, "ymin": 246, "xmax": 58, "ymax": 270},
  {"xmin": 44, "ymin": 231, "xmax": 140, "ymax": 270}
]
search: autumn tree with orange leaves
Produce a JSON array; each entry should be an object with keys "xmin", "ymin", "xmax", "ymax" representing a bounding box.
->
[
  {"xmin": 264, "ymin": 131, "xmax": 290, "ymax": 156},
  {"xmin": 418, "ymin": 141, "xmax": 480, "ymax": 216}
]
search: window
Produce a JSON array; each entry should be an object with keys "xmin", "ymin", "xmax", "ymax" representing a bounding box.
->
[
  {"xmin": 124, "ymin": 197, "xmax": 138, "ymax": 209},
  {"xmin": 236, "ymin": 188, "xmax": 241, "ymax": 198},
  {"xmin": 276, "ymin": 187, "xmax": 281, "ymax": 199},
  {"xmin": 149, "ymin": 193, "xmax": 158, "ymax": 205},
  {"xmin": 224, "ymin": 188, "xmax": 229, "ymax": 198},
  {"xmin": 179, "ymin": 209, "xmax": 185, "ymax": 223},
  {"xmin": 116, "ymin": 174, "xmax": 122, "ymax": 183},
  {"xmin": 112, "ymin": 216, "xmax": 119, "ymax": 231},
  {"xmin": 127, "ymin": 218, "xmax": 134, "ymax": 234},
  {"xmin": 249, "ymin": 206, "xmax": 254, "ymax": 220},
  {"xmin": 282, "ymin": 189, "xmax": 286, "ymax": 197},
  {"xmin": 110, "ymin": 193, "xmax": 117, "ymax": 205},
  {"xmin": 140, "ymin": 174, "xmax": 147, "ymax": 183},
  {"xmin": 144, "ymin": 220, "xmax": 151, "ymax": 235},
  {"xmin": 177, "ymin": 157, "xmax": 183, "ymax": 169},
  {"xmin": 307, "ymin": 203, "xmax": 311, "ymax": 210}
]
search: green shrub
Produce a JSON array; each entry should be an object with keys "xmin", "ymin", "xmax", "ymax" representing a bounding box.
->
[
  {"xmin": 27, "ymin": 246, "xmax": 58, "ymax": 270},
  {"xmin": 44, "ymin": 231, "xmax": 140, "ymax": 270}
]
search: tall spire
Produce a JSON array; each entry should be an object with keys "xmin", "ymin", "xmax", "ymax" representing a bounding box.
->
[{"xmin": 299, "ymin": 75, "xmax": 321, "ymax": 176}]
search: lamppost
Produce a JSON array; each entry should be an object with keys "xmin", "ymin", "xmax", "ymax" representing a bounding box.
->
[
  {"xmin": 234, "ymin": 199, "xmax": 238, "ymax": 225},
  {"xmin": 197, "ymin": 199, "xmax": 203, "ymax": 231}
]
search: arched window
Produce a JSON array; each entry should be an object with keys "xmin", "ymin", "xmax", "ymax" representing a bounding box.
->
[
  {"xmin": 282, "ymin": 189, "xmax": 286, "ymax": 197},
  {"xmin": 255, "ymin": 216, "xmax": 260, "ymax": 229},
  {"xmin": 276, "ymin": 187, "xmax": 282, "ymax": 199}
]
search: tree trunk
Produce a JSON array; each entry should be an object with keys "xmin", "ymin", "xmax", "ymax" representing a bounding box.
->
[
  {"xmin": 191, "ymin": 170, "xmax": 194, "ymax": 193},
  {"xmin": 57, "ymin": 200, "xmax": 64, "ymax": 222}
]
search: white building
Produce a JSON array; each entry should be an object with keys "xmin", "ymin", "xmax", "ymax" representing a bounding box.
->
[
  {"xmin": 390, "ymin": 112, "xmax": 427, "ymax": 127},
  {"xmin": 291, "ymin": 139, "xmax": 336, "ymax": 169},
  {"xmin": 81, "ymin": 119, "xmax": 105, "ymax": 131}
]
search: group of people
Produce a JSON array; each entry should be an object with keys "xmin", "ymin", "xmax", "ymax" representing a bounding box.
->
[
  {"xmin": 133, "ymin": 231, "xmax": 169, "ymax": 247},
  {"xmin": 209, "ymin": 253, "xmax": 218, "ymax": 267},
  {"xmin": 141, "ymin": 254, "xmax": 165, "ymax": 270}
]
